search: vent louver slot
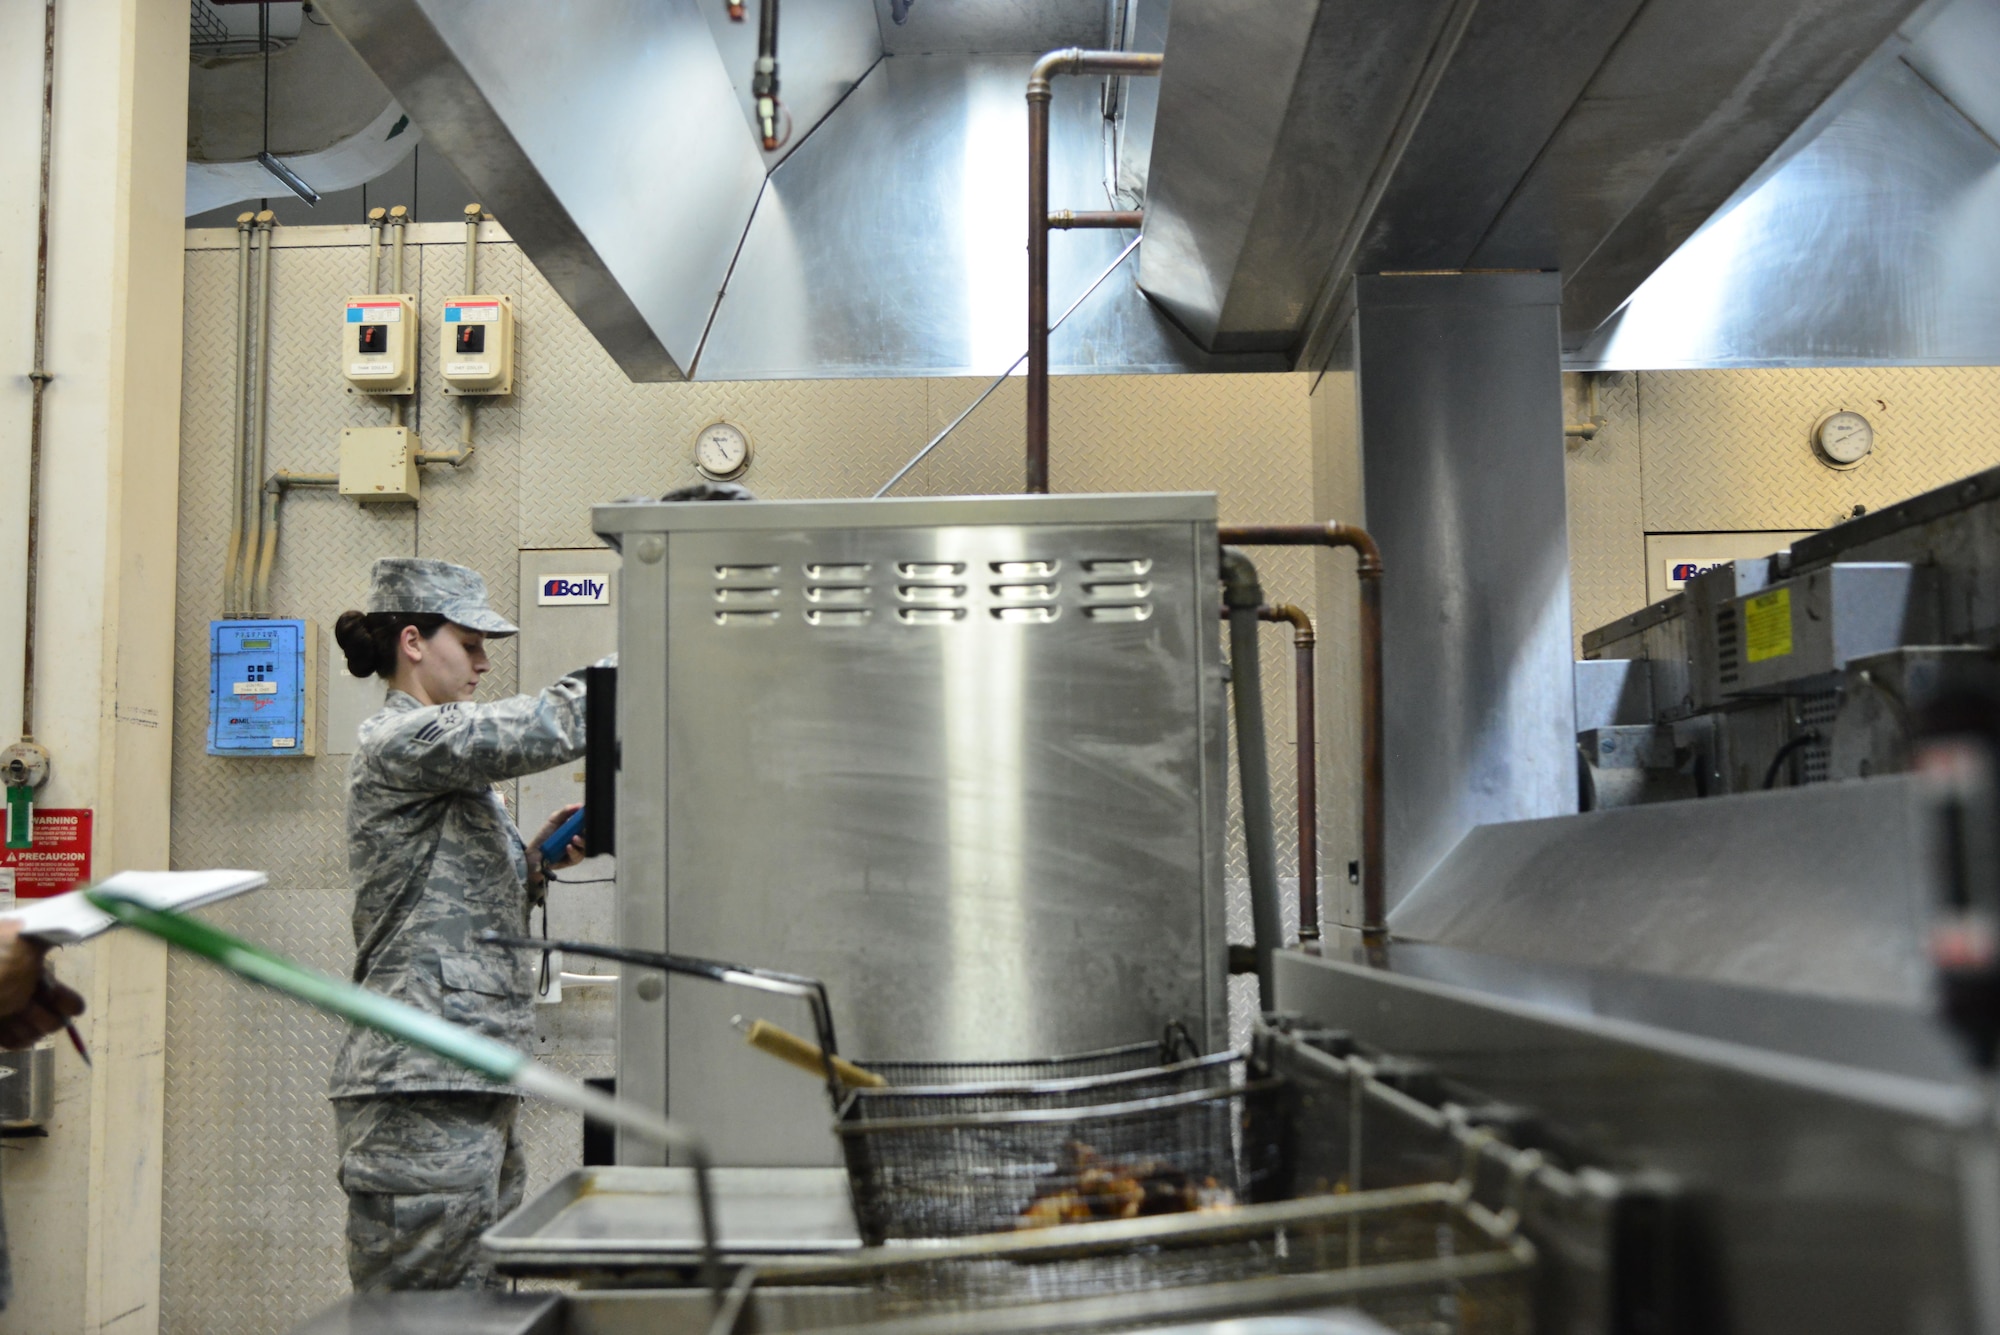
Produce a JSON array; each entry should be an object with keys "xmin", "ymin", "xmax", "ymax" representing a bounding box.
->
[
  {"xmin": 1083, "ymin": 558, "xmax": 1152, "ymax": 577},
  {"xmin": 898, "ymin": 584, "xmax": 967, "ymax": 605},
  {"xmin": 1715, "ymin": 607, "xmax": 1740, "ymax": 685}
]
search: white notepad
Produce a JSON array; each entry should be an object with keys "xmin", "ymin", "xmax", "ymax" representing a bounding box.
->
[{"xmin": 0, "ymin": 869, "xmax": 268, "ymax": 945}]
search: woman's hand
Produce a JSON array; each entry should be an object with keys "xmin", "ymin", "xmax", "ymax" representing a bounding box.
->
[
  {"xmin": 0, "ymin": 922, "xmax": 84, "ymax": 1051},
  {"xmin": 526, "ymin": 803, "xmax": 586, "ymax": 889}
]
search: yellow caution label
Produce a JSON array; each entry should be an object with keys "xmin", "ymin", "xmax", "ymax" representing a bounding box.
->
[{"xmin": 1744, "ymin": 588, "xmax": 1793, "ymax": 663}]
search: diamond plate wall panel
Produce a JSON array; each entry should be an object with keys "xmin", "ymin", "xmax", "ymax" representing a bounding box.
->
[
  {"xmin": 1639, "ymin": 367, "xmax": 2000, "ymax": 532},
  {"xmin": 161, "ymin": 888, "xmax": 354, "ymax": 1335},
  {"xmin": 1564, "ymin": 372, "xmax": 1645, "ymax": 649},
  {"xmin": 168, "ymin": 231, "xmax": 1314, "ymax": 1333}
]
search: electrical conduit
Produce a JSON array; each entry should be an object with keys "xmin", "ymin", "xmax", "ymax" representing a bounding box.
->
[
  {"xmin": 239, "ymin": 212, "xmax": 275, "ymax": 611},
  {"xmin": 1222, "ymin": 547, "xmax": 1283, "ymax": 1012},
  {"xmin": 224, "ymin": 214, "xmax": 252, "ymax": 614}
]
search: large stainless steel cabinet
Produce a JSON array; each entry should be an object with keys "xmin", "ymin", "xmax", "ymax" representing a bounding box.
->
[{"xmin": 594, "ymin": 494, "xmax": 1229, "ymax": 1164}]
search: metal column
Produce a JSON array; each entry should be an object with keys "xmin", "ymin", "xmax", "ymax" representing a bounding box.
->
[{"xmin": 1345, "ymin": 272, "xmax": 1575, "ymax": 907}]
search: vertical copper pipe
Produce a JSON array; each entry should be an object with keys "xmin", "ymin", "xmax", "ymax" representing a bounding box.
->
[
  {"xmin": 1025, "ymin": 49, "xmax": 1162, "ymax": 495},
  {"xmin": 1262, "ymin": 605, "xmax": 1318, "ymax": 941},
  {"xmin": 1221, "ymin": 602, "xmax": 1322, "ymax": 943},
  {"xmin": 1218, "ymin": 524, "xmax": 1385, "ymax": 957},
  {"xmin": 1025, "ymin": 61, "xmax": 1055, "ymax": 494}
]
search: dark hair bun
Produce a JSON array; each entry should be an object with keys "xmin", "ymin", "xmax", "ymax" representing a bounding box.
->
[{"xmin": 334, "ymin": 610, "xmax": 377, "ymax": 678}]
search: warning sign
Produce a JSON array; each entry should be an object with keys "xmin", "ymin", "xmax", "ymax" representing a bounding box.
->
[
  {"xmin": 1744, "ymin": 589, "xmax": 1795, "ymax": 664},
  {"xmin": 0, "ymin": 809, "xmax": 93, "ymax": 898}
]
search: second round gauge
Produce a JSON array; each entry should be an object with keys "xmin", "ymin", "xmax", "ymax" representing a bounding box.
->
[{"xmin": 694, "ymin": 421, "xmax": 752, "ymax": 480}]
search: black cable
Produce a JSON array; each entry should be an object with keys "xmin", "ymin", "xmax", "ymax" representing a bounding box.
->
[
  {"xmin": 259, "ymin": 2, "xmax": 271, "ymax": 211},
  {"xmin": 301, "ymin": 1, "xmax": 331, "ymax": 25},
  {"xmin": 535, "ymin": 900, "xmax": 552, "ymax": 997},
  {"xmin": 260, "ymin": 3, "xmax": 270, "ymax": 154},
  {"xmin": 1762, "ymin": 729, "xmax": 1825, "ymax": 791},
  {"xmin": 546, "ymin": 872, "xmax": 616, "ymax": 885}
]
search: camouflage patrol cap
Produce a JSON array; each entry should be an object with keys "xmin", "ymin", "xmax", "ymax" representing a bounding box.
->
[{"xmin": 366, "ymin": 558, "xmax": 518, "ymax": 637}]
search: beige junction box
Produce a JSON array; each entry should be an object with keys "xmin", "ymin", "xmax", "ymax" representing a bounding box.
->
[
  {"xmin": 342, "ymin": 294, "xmax": 417, "ymax": 395},
  {"xmin": 339, "ymin": 425, "xmax": 421, "ymax": 502},
  {"xmin": 439, "ymin": 294, "xmax": 514, "ymax": 394}
]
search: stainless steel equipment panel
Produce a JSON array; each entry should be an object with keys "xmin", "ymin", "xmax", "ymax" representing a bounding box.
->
[
  {"xmin": 598, "ymin": 494, "xmax": 1228, "ymax": 1165},
  {"xmin": 485, "ymin": 1166, "xmax": 858, "ymax": 1271},
  {"xmin": 1274, "ymin": 951, "xmax": 1995, "ymax": 1335}
]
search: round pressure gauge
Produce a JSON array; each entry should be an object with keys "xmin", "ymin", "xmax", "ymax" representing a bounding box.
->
[
  {"xmin": 693, "ymin": 421, "xmax": 752, "ymax": 480},
  {"xmin": 1812, "ymin": 410, "xmax": 1874, "ymax": 469}
]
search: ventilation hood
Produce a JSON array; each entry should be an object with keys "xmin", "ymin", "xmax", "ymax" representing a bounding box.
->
[
  {"xmin": 314, "ymin": 0, "xmax": 1270, "ymax": 382},
  {"xmin": 318, "ymin": 0, "xmax": 1943, "ymax": 382},
  {"xmin": 1574, "ymin": 0, "xmax": 2000, "ymax": 369}
]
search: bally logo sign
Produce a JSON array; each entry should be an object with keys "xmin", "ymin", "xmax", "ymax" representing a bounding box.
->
[
  {"xmin": 538, "ymin": 574, "xmax": 611, "ymax": 606},
  {"xmin": 1663, "ymin": 558, "xmax": 1731, "ymax": 591}
]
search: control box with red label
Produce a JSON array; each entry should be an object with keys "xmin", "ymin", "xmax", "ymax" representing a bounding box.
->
[
  {"xmin": 208, "ymin": 619, "xmax": 317, "ymax": 757},
  {"xmin": 439, "ymin": 294, "xmax": 514, "ymax": 395},
  {"xmin": 342, "ymin": 295, "xmax": 416, "ymax": 395}
]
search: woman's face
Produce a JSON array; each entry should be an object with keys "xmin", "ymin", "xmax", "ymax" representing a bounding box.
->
[{"xmin": 400, "ymin": 623, "xmax": 489, "ymax": 705}]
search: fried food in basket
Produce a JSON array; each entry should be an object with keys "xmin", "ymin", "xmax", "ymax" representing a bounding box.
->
[{"xmin": 1016, "ymin": 1140, "xmax": 1232, "ymax": 1229}]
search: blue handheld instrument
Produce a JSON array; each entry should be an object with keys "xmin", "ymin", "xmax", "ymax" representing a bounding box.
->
[{"xmin": 539, "ymin": 807, "xmax": 587, "ymax": 866}]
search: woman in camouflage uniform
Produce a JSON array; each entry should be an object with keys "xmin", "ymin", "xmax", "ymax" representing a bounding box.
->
[{"xmin": 329, "ymin": 557, "xmax": 602, "ymax": 1292}]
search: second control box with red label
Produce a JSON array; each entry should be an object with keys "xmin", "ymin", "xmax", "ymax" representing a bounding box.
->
[
  {"xmin": 439, "ymin": 294, "xmax": 515, "ymax": 395},
  {"xmin": 342, "ymin": 295, "xmax": 417, "ymax": 395}
]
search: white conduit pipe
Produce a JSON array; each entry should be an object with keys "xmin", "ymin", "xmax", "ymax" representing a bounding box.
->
[
  {"xmin": 224, "ymin": 215, "xmax": 252, "ymax": 614},
  {"xmin": 240, "ymin": 213, "xmax": 274, "ymax": 611},
  {"xmin": 366, "ymin": 206, "xmax": 385, "ymax": 295}
]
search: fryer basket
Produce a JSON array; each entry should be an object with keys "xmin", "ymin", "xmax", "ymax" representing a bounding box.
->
[{"xmin": 835, "ymin": 1078, "xmax": 1284, "ymax": 1244}]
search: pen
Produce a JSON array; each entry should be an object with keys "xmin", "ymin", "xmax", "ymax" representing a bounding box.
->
[
  {"xmin": 32, "ymin": 974, "xmax": 88, "ymax": 1066},
  {"xmin": 61, "ymin": 1018, "xmax": 89, "ymax": 1067}
]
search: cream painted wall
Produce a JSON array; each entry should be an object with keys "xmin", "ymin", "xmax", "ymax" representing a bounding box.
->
[{"xmin": 0, "ymin": 2, "xmax": 188, "ymax": 1333}]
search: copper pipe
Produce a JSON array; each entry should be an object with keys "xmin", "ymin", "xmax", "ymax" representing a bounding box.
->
[
  {"xmin": 1026, "ymin": 48, "xmax": 1162, "ymax": 494},
  {"xmin": 1217, "ymin": 601, "xmax": 1321, "ymax": 943},
  {"xmin": 1048, "ymin": 210, "xmax": 1143, "ymax": 229},
  {"xmin": 1218, "ymin": 524, "xmax": 1385, "ymax": 957}
]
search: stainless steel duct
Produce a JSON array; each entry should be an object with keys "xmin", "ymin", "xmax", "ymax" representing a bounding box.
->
[
  {"xmin": 315, "ymin": 0, "xmax": 1283, "ymax": 382},
  {"xmin": 1138, "ymin": 0, "xmax": 1931, "ymax": 365},
  {"xmin": 1572, "ymin": 0, "xmax": 2000, "ymax": 369}
]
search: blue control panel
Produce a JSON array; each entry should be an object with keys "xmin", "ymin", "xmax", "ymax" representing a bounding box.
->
[{"xmin": 208, "ymin": 619, "xmax": 316, "ymax": 757}]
